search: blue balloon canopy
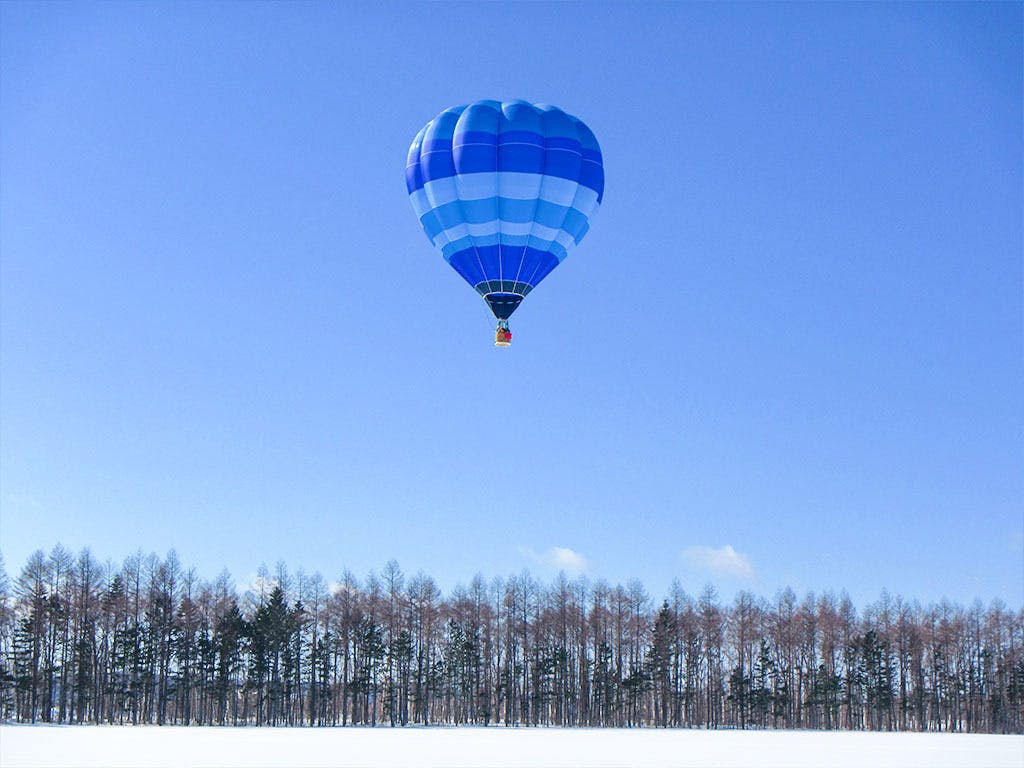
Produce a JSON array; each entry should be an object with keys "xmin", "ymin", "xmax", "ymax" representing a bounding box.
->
[{"xmin": 406, "ymin": 100, "xmax": 604, "ymax": 321}]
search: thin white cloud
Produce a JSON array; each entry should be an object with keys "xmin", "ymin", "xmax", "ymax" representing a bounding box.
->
[
  {"xmin": 520, "ymin": 546, "xmax": 590, "ymax": 576},
  {"xmin": 4, "ymin": 493, "xmax": 39, "ymax": 509},
  {"xmin": 682, "ymin": 545, "xmax": 756, "ymax": 581},
  {"xmin": 1009, "ymin": 532, "xmax": 1023, "ymax": 554},
  {"xmin": 245, "ymin": 572, "xmax": 279, "ymax": 600},
  {"xmin": 548, "ymin": 547, "xmax": 589, "ymax": 575}
]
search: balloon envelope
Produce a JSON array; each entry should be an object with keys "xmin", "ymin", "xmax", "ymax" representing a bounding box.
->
[{"xmin": 406, "ymin": 100, "xmax": 604, "ymax": 320}]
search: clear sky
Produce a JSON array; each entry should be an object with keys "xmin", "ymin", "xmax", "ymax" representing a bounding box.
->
[{"xmin": 1, "ymin": 2, "xmax": 1021, "ymax": 607}]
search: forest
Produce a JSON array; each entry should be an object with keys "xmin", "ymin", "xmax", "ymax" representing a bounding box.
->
[{"xmin": 1, "ymin": 546, "xmax": 1021, "ymax": 733}]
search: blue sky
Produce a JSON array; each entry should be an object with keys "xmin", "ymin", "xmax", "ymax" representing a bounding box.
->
[{"xmin": 1, "ymin": 2, "xmax": 1021, "ymax": 606}]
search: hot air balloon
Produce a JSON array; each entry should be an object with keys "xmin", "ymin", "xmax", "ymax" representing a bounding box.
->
[{"xmin": 405, "ymin": 100, "xmax": 604, "ymax": 346}]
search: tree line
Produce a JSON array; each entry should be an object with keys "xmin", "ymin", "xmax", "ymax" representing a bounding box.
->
[{"xmin": 1, "ymin": 546, "xmax": 1021, "ymax": 733}]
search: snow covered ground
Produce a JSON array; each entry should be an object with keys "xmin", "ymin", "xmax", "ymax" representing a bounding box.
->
[{"xmin": 1, "ymin": 724, "xmax": 1021, "ymax": 768}]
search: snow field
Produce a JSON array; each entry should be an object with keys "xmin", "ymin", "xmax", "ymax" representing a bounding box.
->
[{"xmin": 1, "ymin": 724, "xmax": 1022, "ymax": 768}]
